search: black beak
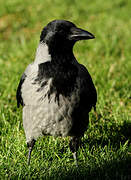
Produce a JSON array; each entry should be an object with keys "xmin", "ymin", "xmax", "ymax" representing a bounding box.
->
[{"xmin": 69, "ymin": 27, "xmax": 95, "ymax": 41}]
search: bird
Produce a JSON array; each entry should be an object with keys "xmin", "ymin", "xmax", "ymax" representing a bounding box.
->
[{"xmin": 16, "ymin": 20, "xmax": 97, "ymax": 166}]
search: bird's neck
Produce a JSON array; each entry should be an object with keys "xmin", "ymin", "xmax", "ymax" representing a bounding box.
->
[
  {"xmin": 34, "ymin": 43, "xmax": 51, "ymax": 64},
  {"xmin": 49, "ymin": 43, "xmax": 75, "ymax": 65},
  {"xmin": 34, "ymin": 42, "xmax": 75, "ymax": 65},
  {"xmin": 51, "ymin": 51, "xmax": 75, "ymax": 65}
]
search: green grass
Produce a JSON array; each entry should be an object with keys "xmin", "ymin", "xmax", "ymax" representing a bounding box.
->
[{"xmin": 0, "ymin": 0, "xmax": 131, "ymax": 179}]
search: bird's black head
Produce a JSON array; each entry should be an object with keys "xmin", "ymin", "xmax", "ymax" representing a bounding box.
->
[{"xmin": 40, "ymin": 20, "xmax": 95, "ymax": 59}]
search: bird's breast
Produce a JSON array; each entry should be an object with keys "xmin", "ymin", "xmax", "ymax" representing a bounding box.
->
[{"xmin": 22, "ymin": 77, "xmax": 80, "ymax": 142}]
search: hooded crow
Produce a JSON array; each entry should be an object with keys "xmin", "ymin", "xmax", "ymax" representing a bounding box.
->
[{"xmin": 16, "ymin": 20, "xmax": 97, "ymax": 166}]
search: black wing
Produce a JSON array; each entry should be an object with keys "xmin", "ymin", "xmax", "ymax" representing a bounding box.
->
[
  {"xmin": 78, "ymin": 63, "xmax": 97, "ymax": 111},
  {"xmin": 70, "ymin": 63, "xmax": 97, "ymax": 137},
  {"xmin": 16, "ymin": 73, "xmax": 26, "ymax": 107}
]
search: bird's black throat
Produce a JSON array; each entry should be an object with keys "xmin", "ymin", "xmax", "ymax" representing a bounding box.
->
[
  {"xmin": 47, "ymin": 42, "xmax": 75, "ymax": 64},
  {"xmin": 35, "ymin": 54, "xmax": 78, "ymax": 99}
]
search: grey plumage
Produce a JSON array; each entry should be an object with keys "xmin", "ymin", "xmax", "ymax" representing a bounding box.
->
[{"xmin": 16, "ymin": 20, "xmax": 97, "ymax": 165}]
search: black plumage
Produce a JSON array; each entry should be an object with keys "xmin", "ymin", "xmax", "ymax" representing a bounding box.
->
[
  {"xmin": 16, "ymin": 73, "xmax": 26, "ymax": 107},
  {"xmin": 36, "ymin": 61, "xmax": 78, "ymax": 98},
  {"xmin": 16, "ymin": 20, "xmax": 97, "ymax": 166}
]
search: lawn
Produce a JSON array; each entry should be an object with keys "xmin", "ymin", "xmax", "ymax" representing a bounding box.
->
[{"xmin": 0, "ymin": 0, "xmax": 131, "ymax": 179}]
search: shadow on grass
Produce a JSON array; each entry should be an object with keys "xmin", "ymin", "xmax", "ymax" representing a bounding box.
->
[
  {"xmin": 84, "ymin": 116, "xmax": 131, "ymax": 150},
  {"xmin": 47, "ymin": 158, "xmax": 131, "ymax": 180},
  {"xmin": 119, "ymin": 121, "xmax": 131, "ymax": 143}
]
